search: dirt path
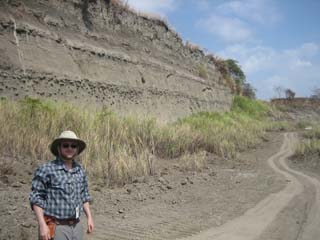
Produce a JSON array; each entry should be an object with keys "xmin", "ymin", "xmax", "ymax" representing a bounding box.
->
[
  {"xmin": 88, "ymin": 133, "xmax": 286, "ymax": 240},
  {"xmin": 3, "ymin": 132, "xmax": 319, "ymax": 240},
  {"xmin": 180, "ymin": 133, "xmax": 320, "ymax": 240}
]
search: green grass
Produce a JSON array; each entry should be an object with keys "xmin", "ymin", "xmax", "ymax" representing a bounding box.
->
[
  {"xmin": 231, "ymin": 95, "xmax": 269, "ymax": 118},
  {"xmin": 0, "ymin": 96, "xmax": 288, "ymax": 186},
  {"xmin": 175, "ymin": 96, "xmax": 282, "ymax": 159}
]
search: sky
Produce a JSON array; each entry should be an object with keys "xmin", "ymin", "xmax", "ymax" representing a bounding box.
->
[{"xmin": 126, "ymin": 0, "xmax": 320, "ymax": 100}]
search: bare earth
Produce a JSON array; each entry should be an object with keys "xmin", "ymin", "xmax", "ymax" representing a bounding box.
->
[
  {"xmin": 180, "ymin": 133, "xmax": 320, "ymax": 240},
  {"xmin": 1, "ymin": 132, "xmax": 319, "ymax": 240}
]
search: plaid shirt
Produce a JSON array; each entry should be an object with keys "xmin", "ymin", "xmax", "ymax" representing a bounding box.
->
[{"xmin": 29, "ymin": 158, "xmax": 91, "ymax": 220}]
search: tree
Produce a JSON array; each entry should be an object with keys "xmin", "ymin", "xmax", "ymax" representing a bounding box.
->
[
  {"xmin": 310, "ymin": 87, "xmax": 320, "ymax": 99},
  {"xmin": 285, "ymin": 89, "xmax": 295, "ymax": 99},
  {"xmin": 273, "ymin": 86, "xmax": 285, "ymax": 98},
  {"xmin": 224, "ymin": 59, "xmax": 246, "ymax": 95},
  {"xmin": 211, "ymin": 56, "xmax": 256, "ymax": 97}
]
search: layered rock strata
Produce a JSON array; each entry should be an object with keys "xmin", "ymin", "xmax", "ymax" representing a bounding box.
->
[{"xmin": 0, "ymin": 0, "xmax": 232, "ymax": 120}]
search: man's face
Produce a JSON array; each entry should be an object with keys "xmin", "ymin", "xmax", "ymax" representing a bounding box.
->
[{"xmin": 59, "ymin": 141, "xmax": 78, "ymax": 160}]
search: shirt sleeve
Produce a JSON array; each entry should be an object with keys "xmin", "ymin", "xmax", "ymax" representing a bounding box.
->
[
  {"xmin": 81, "ymin": 172, "xmax": 91, "ymax": 204},
  {"xmin": 29, "ymin": 165, "xmax": 49, "ymax": 210}
]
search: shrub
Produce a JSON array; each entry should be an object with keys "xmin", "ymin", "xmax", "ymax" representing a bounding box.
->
[
  {"xmin": 295, "ymin": 139, "xmax": 320, "ymax": 160},
  {"xmin": 196, "ymin": 64, "xmax": 208, "ymax": 79},
  {"xmin": 304, "ymin": 126, "xmax": 320, "ymax": 139},
  {"xmin": 294, "ymin": 126, "xmax": 320, "ymax": 167}
]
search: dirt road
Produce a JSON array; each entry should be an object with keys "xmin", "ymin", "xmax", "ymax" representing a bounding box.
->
[
  {"xmin": 180, "ymin": 133, "xmax": 320, "ymax": 240},
  {"xmin": 89, "ymin": 132, "xmax": 320, "ymax": 240}
]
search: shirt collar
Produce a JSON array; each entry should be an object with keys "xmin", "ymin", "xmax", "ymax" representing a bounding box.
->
[{"xmin": 55, "ymin": 158, "xmax": 80, "ymax": 173}]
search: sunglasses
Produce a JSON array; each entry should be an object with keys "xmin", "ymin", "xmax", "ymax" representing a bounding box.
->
[{"xmin": 61, "ymin": 143, "xmax": 78, "ymax": 149}]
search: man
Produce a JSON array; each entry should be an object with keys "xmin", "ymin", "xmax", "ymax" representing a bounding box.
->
[{"xmin": 30, "ymin": 130, "xmax": 94, "ymax": 240}]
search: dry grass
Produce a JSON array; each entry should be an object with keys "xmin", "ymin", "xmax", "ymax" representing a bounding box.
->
[
  {"xmin": 0, "ymin": 97, "xmax": 285, "ymax": 186},
  {"xmin": 179, "ymin": 151, "xmax": 207, "ymax": 172},
  {"xmin": 295, "ymin": 139, "xmax": 320, "ymax": 157},
  {"xmin": 185, "ymin": 41, "xmax": 203, "ymax": 52},
  {"xmin": 0, "ymin": 98, "xmax": 158, "ymax": 186},
  {"xmin": 196, "ymin": 64, "xmax": 208, "ymax": 79},
  {"xmin": 294, "ymin": 126, "xmax": 320, "ymax": 167},
  {"xmin": 109, "ymin": 0, "xmax": 178, "ymax": 35}
]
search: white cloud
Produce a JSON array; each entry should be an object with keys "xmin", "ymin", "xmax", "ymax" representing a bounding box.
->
[
  {"xmin": 219, "ymin": 42, "xmax": 319, "ymax": 74},
  {"xmin": 126, "ymin": 0, "xmax": 177, "ymax": 16},
  {"xmin": 263, "ymin": 66, "xmax": 320, "ymax": 99},
  {"xmin": 285, "ymin": 42, "xmax": 320, "ymax": 59},
  {"xmin": 199, "ymin": 15, "xmax": 252, "ymax": 43},
  {"xmin": 218, "ymin": 44, "xmax": 277, "ymax": 73},
  {"xmin": 218, "ymin": 0, "xmax": 281, "ymax": 25},
  {"xmin": 292, "ymin": 59, "xmax": 312, "ymax": 68},
  {"xmin": 198, "ymin": 0, "xmax": 281, "ymax": 44},
  {"xmin": 218, "ymin": 42, "xmax": 320, "ymax": 99}
]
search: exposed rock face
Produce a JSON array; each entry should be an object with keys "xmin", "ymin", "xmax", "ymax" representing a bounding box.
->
[
  {"xmin": 0, "ymin": 0, "xmax": 232, "ymax": 121},
  {"xmin": 271, "ymin": 98, "xmax": 320, "ymax": 121},
  {"xmin": 271, "ymin": 98, "xmax": 320, "ymax": 109}
]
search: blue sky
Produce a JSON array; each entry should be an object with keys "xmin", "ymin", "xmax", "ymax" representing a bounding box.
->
[{"xmin": 126, "ymin": 0, "xmax": 320, "ymax": 100}]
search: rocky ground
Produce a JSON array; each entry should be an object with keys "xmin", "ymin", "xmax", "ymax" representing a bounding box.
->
[{"xmin": 0, "ymin": 132, "xmax": 290, "ymax": 240}]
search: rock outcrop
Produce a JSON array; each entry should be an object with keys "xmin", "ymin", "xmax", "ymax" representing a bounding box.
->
[{"xmin": 0, "ymin": 0, "xmax": 232, "ymax": 121}]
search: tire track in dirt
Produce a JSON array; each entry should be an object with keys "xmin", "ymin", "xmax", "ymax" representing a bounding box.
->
[
  {"xmin": 90, "ymin": 133, "xmax": 320, "ymax": 240},
  {"xmin": 278, "ymin": 135, "xmax": 320, "ymax": 240},
  {"xmin": 179, "ymin": 133, "xmax": 320, "ymax": 240},
  {"xmin": 92, "ymin": 217, "xmax": 200, "ymax": 240}
]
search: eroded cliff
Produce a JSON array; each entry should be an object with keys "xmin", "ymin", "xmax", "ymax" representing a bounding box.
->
[{"xmin": 0, "ymin": 0, "xmax": 232, "ymax": 120}]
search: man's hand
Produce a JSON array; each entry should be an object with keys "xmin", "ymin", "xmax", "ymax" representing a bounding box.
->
[
  {"xmin": 83, "ymin": 202, "xmax": 94, "ymax": 234},
  {"xmin": 39, "ymin": 222, "xmax": 50, "ymax": 240},
  {"xmin": 87, "ymin": 216, "xmax": 94, "ymax": 233},
  {"xmin": 33, "ymin": 205, "xmax": 50, "ymax": 240}
]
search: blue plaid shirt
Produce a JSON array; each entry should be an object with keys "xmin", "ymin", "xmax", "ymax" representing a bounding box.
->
[{"xmin": 29, "ymin": 158, "xmax": 91, "ymax": 220}]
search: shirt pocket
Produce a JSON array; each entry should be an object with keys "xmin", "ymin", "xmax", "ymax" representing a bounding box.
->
[
  {"xmin": 51, "ymin": 174, "xmax": 74, "ymax": 194},
  {"xmin": 74, "ymin": 173, "xmax": 84, "ymax": 189}
]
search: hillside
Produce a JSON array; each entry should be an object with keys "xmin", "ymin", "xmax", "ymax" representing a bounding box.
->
[{"xmin": 0, "ymin": 0, "xmax": 232, "ymax": 121}]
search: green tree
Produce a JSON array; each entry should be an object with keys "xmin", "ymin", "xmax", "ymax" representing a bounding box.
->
[
  {"xmin": 225, "ymin": 59, "xmax": 246, "ymax": 95},
  {"xmin": 211, "ymin": 56, "xmax": 255, "ymax": 97}
]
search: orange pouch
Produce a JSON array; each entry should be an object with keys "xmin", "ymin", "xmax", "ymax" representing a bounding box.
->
[{"xmin": 44, "ymin": 216, "xmax": 56, "ymax": 240}]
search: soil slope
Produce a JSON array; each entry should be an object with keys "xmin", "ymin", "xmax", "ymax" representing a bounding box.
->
[{"xmin": 0, "ymin": 0, "xmax": 232, "ymax": 121}]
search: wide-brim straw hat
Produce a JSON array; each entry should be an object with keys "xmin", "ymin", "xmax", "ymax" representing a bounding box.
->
[{"xmin": 50, "ymin": 130, "xmax": 86, "ymax": 157}]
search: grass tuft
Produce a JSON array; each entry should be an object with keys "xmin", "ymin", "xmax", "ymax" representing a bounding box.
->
[{"xmin": 294, "ymin": 126, "xmax": 320, "ymax": 167}]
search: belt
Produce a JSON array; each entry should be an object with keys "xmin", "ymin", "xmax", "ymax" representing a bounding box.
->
[{"xmin": 55, "ymin": 218, "xmax": 80, "ymax": 225}]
